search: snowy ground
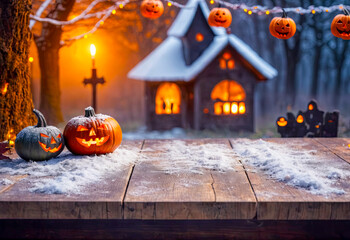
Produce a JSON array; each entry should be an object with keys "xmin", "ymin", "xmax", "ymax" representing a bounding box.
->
[{"xmin": 1, "ymin": 138, "xmax": 349, "ymax": 197}]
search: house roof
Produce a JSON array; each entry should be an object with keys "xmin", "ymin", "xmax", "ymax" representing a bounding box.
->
[{"xmin": 128, "ymin": 0, "xmax": 278, "ymax": 82}]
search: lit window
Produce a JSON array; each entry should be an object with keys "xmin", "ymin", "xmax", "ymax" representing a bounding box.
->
[
  {"xmin": 211, "ymin": 80, "xmax": 246, "ymax": 115},
  {"xmin": 155, "ymin": 83, "xmax": 181, "ymax": 115},
  {"xmin": 219, "ymin": 51, "xmax": 235, "ymax": 70},
  {"xmin": 196, "ymin": 33, "xmax": 204, "ymax": 42}
]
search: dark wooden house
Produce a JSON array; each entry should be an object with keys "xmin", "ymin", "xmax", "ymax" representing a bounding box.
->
[{"xmin": 128, "ymin": 0, "xmax": 277, "ymax": 131}]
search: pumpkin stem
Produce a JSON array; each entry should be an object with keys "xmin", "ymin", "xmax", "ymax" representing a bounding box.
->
[
  {"xmin": 85, "ymin": 106, "xmax": 96, "ymax": 117},
  {"xmin": 343, "ymin": 8, "xmax": 350, "ymax": 16},
  {"xmin": 282, "ymin": 9, "xmax": 287, "ymax": 18},
  {"xmin": 33, "ymin": 109, "xmax": 47, "ymax": 128}
]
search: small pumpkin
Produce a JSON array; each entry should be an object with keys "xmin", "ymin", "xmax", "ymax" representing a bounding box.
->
[
  {"xmin": 64, "ymin": 107, "xmax": 122, "ymax": 155},
  {"xmin": 269, "ymin": 9, "xmax": 296, "ymax": 40},
  {"xmin": 331, "ymin": 9, "xmax": 350, "ymax": 40},
  {"xmin": 208, "ymin": 7, "xmax": 232, "ymax": 28},
  {"xmin": 140, "ymin": 0, "xmax": 164, "ymax": 19},
  {"xmin": 15, "ymin": 109, "xmax": 64, "ymax": 161}
]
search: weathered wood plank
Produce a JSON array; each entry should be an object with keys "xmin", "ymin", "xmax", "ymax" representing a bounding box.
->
[
  {"xmin": 124, "ymin": 139, "xmax": 256, "ymax": 220},
  {"xmin": 0, "ymin": 140, "xmax": 143, "ymax": 219},
  {"xmin": 314, "ymin": 138, "xmax": 350, "ymax": 164},
  {"xmin": 230, "ymin": 138, "xmax": 350, "ymax": 220}
]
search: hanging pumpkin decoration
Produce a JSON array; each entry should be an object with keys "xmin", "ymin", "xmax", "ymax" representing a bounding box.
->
[
  {"xmin": 208, "ymin": 7, "xmax": 232, "ymax": 28},
  {"xmin": 15, "ymin": 109, "xmax": 65, "ymax": 161},
  {"xmin": 331, "ymin": 8, "xmax": 350, "ymax": 40},
  {"xmin": 64, "ymin": 107, "xmax": 122, "ymax": 155},
  {"xmin": 269, "ymin": 9, "xmax": 296, "ymax": 39},
  {"xmin": 140, "ymin": 0, "xmax": 164, "ymax": 19}
]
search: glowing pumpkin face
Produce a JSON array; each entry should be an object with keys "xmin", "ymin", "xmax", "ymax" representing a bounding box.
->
[
  {"xmin": 269, "ymin": 10, "xmax": 296, "ymax": 39},
  {"xmin": 15, "ymin": 109, "xmax": 65, "ymax": 161},
  {"xmin": 331, "ymin": 13, "xmax": 350, "ymax": 40},
  {"xmin": 277, "ymin": 117, "xmax": 288, "ymax": 127},
  {"xmin": 64, "ymin": 107, "xmax": 122, "ymax": 155},
  {"xmin": 140, "ymin": 0, "xmax": 164, "ymax": 19},
  {"xmin": 296, "ymin": 115, "xmax": 304, "ymax": 124},
  {"xmin": 208, "ymin": 7, "xmax": 232, "ymax": 28}
]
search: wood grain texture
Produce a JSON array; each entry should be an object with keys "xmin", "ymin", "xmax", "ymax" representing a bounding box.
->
[
  {"xmin": 124, "ymin": 139, "xmax": 256, "ymax": 220},
  {"xmin": 0, "ymin": 140, "xmax": 143, "ymax": 219},
  {"xmin": 230, "ymin": 138, "xmax": 350, "ymax": 220},
  {"xmin": 314, "ymin": 138, "xmax": 350, "ymax": 164}
]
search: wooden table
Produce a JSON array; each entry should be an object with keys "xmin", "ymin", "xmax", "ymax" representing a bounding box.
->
[{"xmin": 0, "ymin": 138, "xmax": 350, "ymax": 239}]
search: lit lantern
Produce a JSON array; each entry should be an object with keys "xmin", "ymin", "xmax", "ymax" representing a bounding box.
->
[{"xmin": 15, "ymin": 109, "xmax": 65, "ymax": 161}]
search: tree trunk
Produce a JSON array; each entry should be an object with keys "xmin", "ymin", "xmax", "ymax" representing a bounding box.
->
[
  {"xmin": 310, "ymin": 46, "xmax": 322, "ymax": 98},
  {"xmin": 34, "ymin": 0, "xmax": 75, "ymax": 125},
  {"xmin": 0, "ymin": 0, "xmax": 35, "ymax": 141}
]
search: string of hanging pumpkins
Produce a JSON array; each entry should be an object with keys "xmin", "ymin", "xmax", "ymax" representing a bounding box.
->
[{"xmin": 140, "ymin": 0, "xmax": 350, "ymax": 40}]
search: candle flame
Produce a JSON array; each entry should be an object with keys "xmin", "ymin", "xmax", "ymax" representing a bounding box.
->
[{"xmin": 90, "ymin": 44, "xmax": 96, "ymax": 57}]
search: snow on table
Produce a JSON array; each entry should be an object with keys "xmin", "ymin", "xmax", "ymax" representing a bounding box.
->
[{"xmin": 0, "ymin": 138, "xmax": 350, "ymax": 220}]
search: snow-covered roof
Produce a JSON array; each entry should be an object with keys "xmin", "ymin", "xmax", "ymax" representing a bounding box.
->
[
  {"xmin": 128, "ymin": 0, "xmax": 278, "ymax": 82},
  {"xmin": 167, "ymin": 0, "xmax": 226, "ymax": 37}
]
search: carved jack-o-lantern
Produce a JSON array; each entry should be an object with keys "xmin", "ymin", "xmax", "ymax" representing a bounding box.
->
[
  {"xmin": 277, "ymin": 117, "xmax": 288, "ymax": 127},
  {"xmin": 15, "ymin": 109, "xmax": 64, "ymax": 161},
  {"xmin": 331, "ymin": 9, "xmax": 350, "ymax": 40},
  {"xmin": 64, "ymin": 107, "xmax": 122, "ymax": 155},
  {"xmin": 140, "ymin": 0, "xmax": 164, "ymax": 19},
  {"xmin": 269, "ymin": 10, "xmax": 296, "ymax": 40},
  {"xmin": 208, "ymin": 7, "xmax": 232, "ymax": 28},
  {"xmin": 296, "ymin": 114, "xmax": 304, "ymax": 123}
]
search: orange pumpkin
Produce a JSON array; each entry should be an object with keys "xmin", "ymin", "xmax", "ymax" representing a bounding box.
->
[
  {"xmin": 331, "ymin": 10, "xmax": 350, "ymax": 40},
  {"xmin": 208, "ymin": 7, "xmax": 232, "ymax": 28},
  {"xmin": 64, "ymin": 107, "xmax": 122, "ymax": 155},
  {"xmin": 277, "ymin": 117, "xmax": 288, "ymax": 127},
  {"xmin": 269, "ymin": 10, "xmax": 296, "ymax": 40},
  {"xmin": 140, "ymin": 0, "xmax": 164, "ymax": 19}
]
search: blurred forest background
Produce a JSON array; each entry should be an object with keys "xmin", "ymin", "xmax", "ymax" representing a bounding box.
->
[{"xmin": 28, "ymin": 0, "xmax": 350, "ymax": 137}]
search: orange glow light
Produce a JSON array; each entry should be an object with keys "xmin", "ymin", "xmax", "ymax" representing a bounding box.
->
[
  {"xmin": 210, "ymin": 0, "xmax": 214, "ymax": 4},
  {"xmin": 112, "ymin": 9, "xmax": 116, "ymax": 14},
  {"xmin": 1, "ymin": 83, "xmax": 9, "ymax": 95},
  {"xmin": 155, "ymin": 83, "xmax": 181, "ymax": 114},
  {"xmin": 119, "ymin": 4, "xmax": 124, "ymax": 8},
  {"xmin": 203, "ymin": 108, "xmax": 209, "ymax": 114},
  {"xmin": 239, "ymin": 102, "xmax": 246, "ymax": 114},
  {"xmin": 266, "ymin": 10, "xmax": 270, "ymax": 15},
  {"xmin": 196, "ymin": 33, "xmax": 204, "ymax": 42},
  {"xmin": 248, "ymin": 10, "xmax": 252, "ymax": 15},
  {"xmin": 90, "ymin": 44, "xmax": 96, "ymax": 58},
  {"xmin": 223, "ymin": 102, "xmax": 231, "ymax": 115},
  {"xmin": 214, "ymin": 102, "xmax": 223, "ymax": 115},
  {"xmin": 296, "ymin": 115, "xmax": 304, "ymax": 123},
  {"xmin": 227, "ymin": 60, "xmax": 235, "ymax": 69},
  {"xmin": 223, "ymin": 52, "xmax": 231, "ymax": 60},
  {"xmin": 231, "ymin": 102, "xmax": 238, "ymax": 114},
  {"xmin": 308, "ymin": 104, "xmax": 314, "ymax": 110},
  {"xmin": 167, "ymin": 2, "xmax": 172, "ymax": 7},
  {"xmin": 29, "ymin": 57, "xmax": 34, "ymax": 63},
  {"xmin": 211, "ymin": 80, "xmax": 246, "ymax": 102},
  {"xmin": 277, "ymin": 118, "xmax": 288, "ymax": 127},
  {"xmin": 6, "ymin": 129, "xmax": 16, "ymax": 147}
]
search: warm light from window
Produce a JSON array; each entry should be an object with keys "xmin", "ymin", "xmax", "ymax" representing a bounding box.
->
[
  {"xmin": 155, "ymin": 83, "xmax": 181, "ymax": 114},
  {"xmin": 239, "ymin": 102, "xmax": 246, "ymax": 114},
  {"xmin": 211, "ymin": 80, "xmax": 246, "ymax": 115},
  {"xmin": 90, "ymin": 44, "xmax": 96, "ymax": 58},
  {"xmin": 227, "ymin": 60, "xmax": 235, "ymax": 69},
  {"xmin": 196, "ymin": 33, "xmax": 204, "ymax": 42},
  {"xmin": 308, "ymin": 104, "xmax": 314, "ymax": 110},
  {"xmin": 231, "ymin": 102, "xmax": 238, "ymax": 114},
  {"xmin": 211, "ymin": 80, "xmax": 246, "ymax": 102},
  {"xmin": 203, "ymin": 108, "xmax": 209, "ymax": 114},
  {"xmin": 223, "ymin": 52, "xmax": 231, "ymax": 60}
]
